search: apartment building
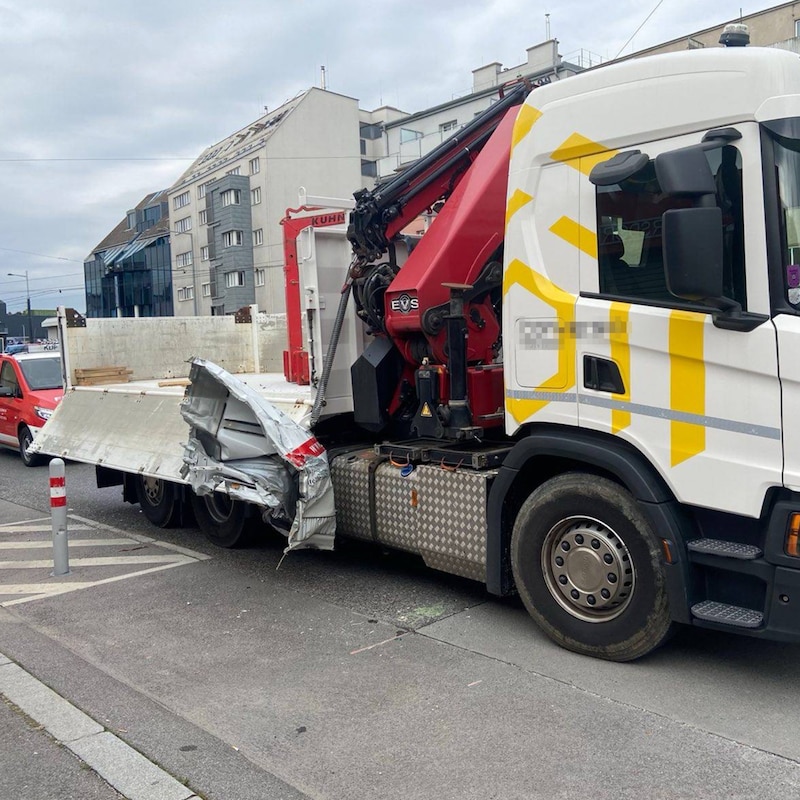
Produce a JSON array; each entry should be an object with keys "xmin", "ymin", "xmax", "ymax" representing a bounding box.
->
[
  {"xmin": 377, "ymin": 40, "xmax": 582, "ymax": 180},
  {"xmin": 622, "ymin": 1, "xmax": 800, "ymax": 57},
  {"xmin": 167, "ymin": 88, "xmax": 362, "ymax": 316}
]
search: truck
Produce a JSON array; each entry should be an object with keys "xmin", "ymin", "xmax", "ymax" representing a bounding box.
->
[{"xmin": 34, "ymin": 44, "xmax": 800, "ymax": 661}]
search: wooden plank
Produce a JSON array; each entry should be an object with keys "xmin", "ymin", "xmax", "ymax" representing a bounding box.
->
[
  {"xmin": 157, "ymin": 379, "xmax": 191, "ymax": 387},
  {"xmin": 73, "ymin": 365, "xmax": 132, "ymax": 386}
]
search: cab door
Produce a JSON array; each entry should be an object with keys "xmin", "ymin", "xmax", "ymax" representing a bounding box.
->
[{"xmin": 575, "ymin": 124, "xmax": 782, "ymax": 519}]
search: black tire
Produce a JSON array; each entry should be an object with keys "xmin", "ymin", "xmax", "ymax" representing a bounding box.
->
[
  {"xmin": 190, "ymin": 491, "xmax": 254, "ymax": 548},
  {"xmin": 18, "ymin": 426, "xmax": 45, "ymax": 467},
  {"xmin": 511, "ymin": 472, "xmax": 674, "ymax": 661},
  {"xmin": 135, "ymin": 475, "xmax": 180, "ymax": 528}
]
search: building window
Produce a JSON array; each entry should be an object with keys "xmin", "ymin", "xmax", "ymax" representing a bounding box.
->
[
  {"xmin": 222, "ymin": 230, "xmax": 243, "ymax": 247},
  {"xmin": 173, "ymin": 191, "xmax": 190, "ymax": 210},
  {"xmin": 225, "ymin": 270, "xmax": 245, "ymax": 288},
  {"xmin": 126, "ymin": 211, "xmax": 137, "ymax": 229},
  {"xmin": 255, "ymin": 268, "xmax": 265, "ymax": 287},
  {"xmin": 439, "ymin": 119, "xmax": 458, "ymax": 134},
  {"xmin": 251, "ymin": 187, "xmax": 261, "ymax": 205},
  {"xmin": 400, "ymin": 128, "xmax": 423, "ymax": 143},
  {"xmin": 202, "ymin": 282, "xmax": 211, "ymax": 297},
  {"xmin": 174, "ymin": 216, "xmax": 192, "ymax": 233},
  {"xmin": 199, "ymin": 209, "xmax": 207, "ymax": 225},
  {"xmin": 176, "ymin": 251, "xmax": 193, "ymax": 267},
  {"xmin": 361, "ymin": 159, "xmax": 377, "ymax": 178},
  {"xmin": 249, "ymin": 157, "xmax": 260, "ymax": 174},
  {"xmin": 359, "ymin": 122, "xmax": 382, "ymax": 140},
  {"xmin": 221, "ymin": 189, "xmax": 241, "ymax": 207},
  {"xmin": 226, "ymin": 167, "xmax": 241, "ymax": 176},
  {"xmin": 177, "ymin": 286, "xmax": 194, "ymax": 301},
  {"xmin": 201, "ymin": 245, "xmax": 209, "ymax": 261},
  {"xmin": 253, "ymin": 228, "xmax": 263, "ymax": 246},
  {"xmin": 198, "ymin": 182, "xmax": 213, "ymax": 199}
]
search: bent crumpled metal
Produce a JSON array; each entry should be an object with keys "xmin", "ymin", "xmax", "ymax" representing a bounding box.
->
[{"xmin": 180, "ymin": 357, "xmax": 335, "ymax": 552}]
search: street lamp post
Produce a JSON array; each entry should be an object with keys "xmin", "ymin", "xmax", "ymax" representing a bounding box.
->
[
  {"xmin": 7, "ymin": 271, "xmax": 33, "ymax": 343},
  {"xmin": 173, "ymin": 230, "xmax": 198, "ymax": 316}
]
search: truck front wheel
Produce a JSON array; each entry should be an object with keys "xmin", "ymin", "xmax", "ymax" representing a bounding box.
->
[
  {"xmin": 135, "ymin": 475, "xmax": 180, "ymax": 528},
  {"xmin": 190, "ymin": 492, "xmax": 253, "ymax": 548},
  {"xmin": 510, "ymin": 472, "xmax": 673, "ymax": 661}
]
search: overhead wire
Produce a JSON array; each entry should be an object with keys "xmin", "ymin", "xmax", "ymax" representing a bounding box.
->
[{"xmin": 614, "ymin": 0, "xmax": 667, "ymax": 60}]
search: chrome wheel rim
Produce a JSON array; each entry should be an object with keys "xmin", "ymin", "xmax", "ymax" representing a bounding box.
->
[{"xmin": 542, "ymin": 516, "xmax": 635, "ymax": 623}]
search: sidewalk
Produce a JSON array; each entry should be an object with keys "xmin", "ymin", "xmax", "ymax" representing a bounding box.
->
[
  {"xmin": 1, "ymin": 652, "xmax": 195, "ymax": 800},
  {"xmin": 1, "ymin": 693, "xmax": 124, "ymax": 800},
  {"xmin": 0, "ymin": 498, "xmax": 309, "ymax": 800}
]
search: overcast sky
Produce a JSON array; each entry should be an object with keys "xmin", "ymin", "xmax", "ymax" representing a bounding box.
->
[{"xmin": 0, "ymin": 0, "xmax": 783, "ymax": 316}]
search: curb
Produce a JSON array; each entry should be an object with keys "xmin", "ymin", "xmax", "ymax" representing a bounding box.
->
[{"xmin": 0, "ymin": 652, "xmax": 200, "ymax": 800}]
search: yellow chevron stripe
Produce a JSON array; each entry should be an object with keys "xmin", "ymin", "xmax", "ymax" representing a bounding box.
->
[
  {"xmin": 669, "ymin": 311, "xmax": 705, "ymax": 467},
  {"xmin": 609, "ymin": 302, "xmax": 631, "ymax": 433},
  {"xmin": 504, "ymin": 258, "xmax": 577, "ymax": 424},
  {"xmin": 505, "ymin": 189, "xmax": 533, "ymax": 229},
  {"xmin": 551, "ymin": 133, "xmax": 617, "ymax": 175},
  {"xmin": 550, "ymin": 216, "xmax": 598, "ymax": 259},
  {"xmin": 511, "ymin": 105, "xmax": 542, "ymax": 151}
]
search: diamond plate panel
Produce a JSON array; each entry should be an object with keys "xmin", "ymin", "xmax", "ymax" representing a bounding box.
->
[
  {"xmin": 417, "ymin": 465, "xmax": 493, "ymax": 582},
  {"xmin": 374, "ymin": 463, "xmax": 419, "ymax": 551},
  {"xmin": 329, "ymin": 451, "xmax": 373, "ymax": 541},
  {"xmin": 330, "ymin": 451, "xmax": 493, "ymax": 581}
]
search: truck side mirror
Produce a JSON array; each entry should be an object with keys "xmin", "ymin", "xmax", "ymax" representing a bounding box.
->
[
  {"xmin": 655, "ymin": 146, "xmax": 716, "ymax": 195},
  {"xmin": 662, "ymin": 207, "xmax": 724, "ymax": 301}
]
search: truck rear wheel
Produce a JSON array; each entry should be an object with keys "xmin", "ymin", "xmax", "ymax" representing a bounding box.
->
[
  {"xmin": 135, "ymin": 475, "xmax": 180, "ymax": 528},
  {"xmin": 190, "ymin": 492, "xmax": 253, "ymax": 548},
  {"xmin": 510, "ymin": 472, "xmax": 673, "ymax": 661}
]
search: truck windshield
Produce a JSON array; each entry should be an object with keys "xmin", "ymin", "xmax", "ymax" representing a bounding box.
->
[
  {"xmin": 769, "ymin": 125, "xmax": 800, "ymax": 307},
  {"xmin": 18, "ymin": 357, "xmax": 62, "ymax": 390}
]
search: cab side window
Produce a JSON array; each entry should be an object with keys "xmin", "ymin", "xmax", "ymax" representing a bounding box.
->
[
  {"xmin": 596, "ymin": 146, "xmax": 746, "ymax": 309},
  {"xmin": 0, "ymin": 362, "xmax": 19, "ymax": 396}
]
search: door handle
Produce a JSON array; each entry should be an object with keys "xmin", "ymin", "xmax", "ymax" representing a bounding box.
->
[{"xmin": 583, "ymin": 355, "xmax": 625, "ymax": 394}]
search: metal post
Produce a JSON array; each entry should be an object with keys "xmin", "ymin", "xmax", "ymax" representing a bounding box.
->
[{"xmin": 49, "ymin": 458, "xmax": 70, "ymax": 576}]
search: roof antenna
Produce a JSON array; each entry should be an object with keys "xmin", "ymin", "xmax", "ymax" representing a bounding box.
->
[
  {"xmin": 545, "ymin": 12, "xmax": 551, "ymax": 40},
  {"xmin": 320, "ymin": 65, "xmax": 327, "ymax": 90}
]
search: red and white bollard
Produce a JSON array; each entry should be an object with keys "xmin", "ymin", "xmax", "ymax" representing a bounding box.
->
[{"xmin": 49, "ymin": 458, "xmax": 69, "ymax": 576}]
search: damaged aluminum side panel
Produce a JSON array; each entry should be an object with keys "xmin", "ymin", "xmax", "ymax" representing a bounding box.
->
[{"xmin": 181, "ymin": 358, "xmax": 335, "ymax": 552}]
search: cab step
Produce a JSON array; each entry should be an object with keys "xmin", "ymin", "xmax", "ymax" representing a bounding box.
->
[
  {"xmin": 687, "ymin": 539, "xmax": 761, "ymax": 559},
  {"xmin": 691, "ymin": 600, "xmax": 763, "ymax": 628}
]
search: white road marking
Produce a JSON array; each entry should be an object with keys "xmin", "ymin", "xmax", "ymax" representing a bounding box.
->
[
  {"xmin": 0, "ymin": 555, "xmax": 195, "ymax": 569},
  {"xmin": 0, "ymin": 514, "xmax": 210, "ymax": 606},
  {"xmin": 0, "ymin": 561, "xmax": 199, "ymax": 607},
  {"xmin": 0, "ymin": 538, "xmax": 136, "ymax": 549},
  {"xmin": 0, "ymin": 525, "xmax": 92, "ymax": 533}
]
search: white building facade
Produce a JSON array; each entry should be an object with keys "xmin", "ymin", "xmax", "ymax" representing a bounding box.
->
[
  {"xmin": 167, "ymin": 88, "xmax": 363, "ymax": 316},
  {"xmin": 378, "ymin": 40, "xmax": 581, "ymax": 180}
]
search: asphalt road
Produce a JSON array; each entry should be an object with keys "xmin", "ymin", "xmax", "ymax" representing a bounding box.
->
[{"xmin": 2, "ymin": 449, "xmax": 800, "ymax": 799}]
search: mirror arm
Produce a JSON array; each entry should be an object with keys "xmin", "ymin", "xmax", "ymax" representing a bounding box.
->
[{"xmin": 705, "ymin": 296, "xmax": 741, "ymax": 313}]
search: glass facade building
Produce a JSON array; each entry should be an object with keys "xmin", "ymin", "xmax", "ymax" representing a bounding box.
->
[{"xmin": 84, "ymin": 193, "xmax": 174, "ymax": 318}]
